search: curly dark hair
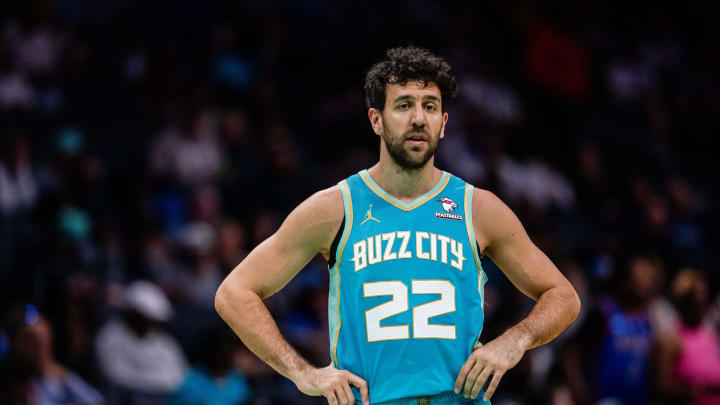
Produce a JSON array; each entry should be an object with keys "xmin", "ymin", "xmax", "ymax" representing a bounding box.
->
[{"xmin": 364, "ymin": 46, "xmax": 458, "ymax": 112}]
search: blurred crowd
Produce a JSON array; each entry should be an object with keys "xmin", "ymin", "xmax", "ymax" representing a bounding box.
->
[{"xmin": 1, "ymin": 1, "xmax": 719, "ymax": 404}]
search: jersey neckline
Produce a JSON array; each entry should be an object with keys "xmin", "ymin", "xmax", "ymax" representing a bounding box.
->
[{"xmin": 358, "ymin": 169, "xmax": 450, "ymax": 211}]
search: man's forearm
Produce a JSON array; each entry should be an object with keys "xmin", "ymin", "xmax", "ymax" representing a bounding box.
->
[
  {"xmin": 215, "ymin": 285, "xmax": 313, "ymax": 382},
  {"xmin": 503, "ymin": 285, "xmax": 580, "ymax": 350}
]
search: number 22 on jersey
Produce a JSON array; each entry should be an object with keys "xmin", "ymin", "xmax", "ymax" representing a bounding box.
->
[{"xmin": 363, "ymin": 280, "xmax": 456, "ymax": 342}]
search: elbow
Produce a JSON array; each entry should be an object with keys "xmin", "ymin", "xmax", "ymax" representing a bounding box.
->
[
  {"xmin": 215, "ymin": 280, "xmax": 234, "ymax": 319},
  {"xmin": 214, "ymin": 277, "xmax": 260, "ymax": 320},
  {"xmin": 568, "ymin": 285, "xmax": 581, "ymax": 323},
  {"xmin": 214, "ymin": 282, "xmax": 227, "ymax": 318}
]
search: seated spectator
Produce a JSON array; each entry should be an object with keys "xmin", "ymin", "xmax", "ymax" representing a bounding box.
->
[
  {"xmin": 562, "ymin": 255, "xmax": 662, "ymax": 405},
  {"xmin": 170, "ymin": 326, "xmax": 253, "ymax": 405},
  {"xmin": 96, "ymin": 280, "xmax": 187, "ymax": 405},
  {"xmin": 654, "ymin": 268, "xmax": 720, "ymax": 405},
  {"xmin": 0, "ymin": 305, "xmax": 104, "ymax": 405}
]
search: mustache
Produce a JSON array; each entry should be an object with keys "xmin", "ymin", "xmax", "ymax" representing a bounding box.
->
[{"xmin": 405, "ymin": 128, "xmax": 430, "ymax": 140}]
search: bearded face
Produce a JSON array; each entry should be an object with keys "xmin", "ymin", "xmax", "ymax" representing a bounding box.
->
[
  {"xmin": 380, "ymin": 122, "xmax": 441, "ymax": 169},
  {"xmin": 373, "ymin": 81, "xmax": 447, "ymax": 170}
]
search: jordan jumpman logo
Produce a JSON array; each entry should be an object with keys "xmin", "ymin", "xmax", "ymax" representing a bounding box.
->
[{"xmin": 360, "ymin": 204, "xmax": 381, "ymax": 225}]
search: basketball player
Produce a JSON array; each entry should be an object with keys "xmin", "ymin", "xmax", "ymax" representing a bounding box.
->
[{"xmin": 215, "ymin": 46, "xmax": 581, "ymax": 404}]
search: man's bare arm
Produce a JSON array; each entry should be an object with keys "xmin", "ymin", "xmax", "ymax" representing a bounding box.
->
[
  {"xmin": 215, "ymin": 186, "xmax": 369, "ymax": 405},
  {"xmin": 477, "ymin": 190, "xmax": 580, "ymax": 349},
  {"xmin": 455, "ymin": 189, "xmax": 581, "ymax": 401}
]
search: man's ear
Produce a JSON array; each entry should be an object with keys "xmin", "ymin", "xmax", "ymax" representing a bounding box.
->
[
  {"xmin": 368, "ymin": 108, "xmax": 383, "ymax": 136},
  {"xmin": 440, "ymin": 111, "xmax": 448, "ymax": 139}
]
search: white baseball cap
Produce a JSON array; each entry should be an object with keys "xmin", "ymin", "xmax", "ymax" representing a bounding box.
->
[{"xmin": 123, "ymin": 280, "xmax": 173, "ymax": 322}]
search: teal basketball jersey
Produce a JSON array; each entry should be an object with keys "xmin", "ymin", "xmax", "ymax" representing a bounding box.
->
[{"xmin": 328, "ymin": 169, "xmax": 489, "ymax": 404}]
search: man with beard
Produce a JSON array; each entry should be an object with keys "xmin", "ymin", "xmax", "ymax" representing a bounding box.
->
[{"xmin": 215, "ymin": 46, "xmax": 580, "ymax": 405}]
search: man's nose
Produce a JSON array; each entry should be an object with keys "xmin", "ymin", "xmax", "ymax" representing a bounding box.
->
[{"xmin": 411, "ymin": 104, "xmax": 426, "ymax": 127}]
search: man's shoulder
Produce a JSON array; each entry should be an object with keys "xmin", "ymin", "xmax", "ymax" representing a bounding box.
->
[
  {"xmin": 470, "ymin": 186, "xmax": 503, "ymax": 211},
  {"xmin": 301, "ymin": 185, "xmax": 344, "ymax": 220},
  {"xmin": 467, "ymin": 186, "xmax": 514, "ymax": 251},
  {"xmin": 280, "ymin": 185, "xmax": 345, "ymax": 253}
]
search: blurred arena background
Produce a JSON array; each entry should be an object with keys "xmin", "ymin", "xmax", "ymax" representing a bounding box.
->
[{"xmin": 1, "ymin": 1, "xmax": 719, "ymax": 404}]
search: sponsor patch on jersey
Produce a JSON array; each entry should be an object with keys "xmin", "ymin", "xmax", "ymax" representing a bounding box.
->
[
  {"xmin": 436, "ymin": 197, "xmax": 462, "ymax": 220},
  {"xmin": 435, "ymin": 212, "xmax": 463, "ymax": 220}
]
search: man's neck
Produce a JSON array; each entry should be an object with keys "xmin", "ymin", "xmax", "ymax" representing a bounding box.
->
[{"xmin": 366, "ymin": 158, "xmax": 442, "ymax": 203}]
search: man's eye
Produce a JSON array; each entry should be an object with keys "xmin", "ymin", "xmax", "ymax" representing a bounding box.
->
[
  {"xmin": 425, "ymin": 104, "xmax": 436, "ymax": 111},
  {"xmin": 398, "ymin": 103, "xmax": 409, "ymax": 109}
]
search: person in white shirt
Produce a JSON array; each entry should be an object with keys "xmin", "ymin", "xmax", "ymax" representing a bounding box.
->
[{"xmin": 96, "ymin": 280, "xmax": 188, "ymax": 403}]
